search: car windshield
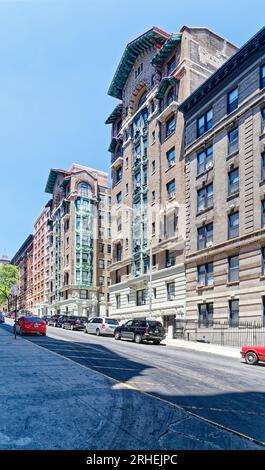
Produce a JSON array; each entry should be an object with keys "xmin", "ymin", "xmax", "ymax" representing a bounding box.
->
[
  {"xmin": 24, "ymin": 317, "xmax": 43, "ymax": 322},
  {"xmin": 105, "ymin": 319, "xmax": 119, "ymax": 325}
]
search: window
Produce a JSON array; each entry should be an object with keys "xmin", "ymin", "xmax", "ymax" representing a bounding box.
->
[
  {"xmin": 166, "ymin": 87, "xmax": 175, "ymax": 106},
  {"xmin": 116, "ymin": 294, "xmax": 121, "ymax": 309},
  {"xmin": 166, "ymin": 250, "xmax": 175, "ymax": 267},
  {"xmin": 107, "ymin": 244, "xmax": 111, "ymax": 254},
  {"xmin": 197, "ymin": 223, "xmax": 213, "ymax": 250},
  {"xmin": 261, "ymin": 153, "xmax": 265, "ymax": 181},
  {"xmin": 152, "ymin": 190, "xmax": 155, "ymax": 204},
  {"xmin": 76, "ymin": 270, "xmax": 80, "ymax": 282},
  {"xmin": 116, "ymin": 243, "xmax": 122, "ymax": 262},
  {"xmin": 197, "ymin": 145, "xmax": 213, "ymax": 174},
  {"xmin": 136, "ymin": 289, "xmax": 147, "ymax": 306},
  {"xmin": 198, "ymin": 303, "xmax": 213, "ymax": 326},
  {"xmin": 125, "ymin": 157, "xmax": 128, "ymax": 169},
  {"xmin": 116, "ymin": 192, "xmax": 122, "ymax": 205},
  {"xmin": 228, "ymin": 127, "xmax": 239, "ymax": 155},
  {"xmin": 197, "ymin": 263, "xmax": 213, "ymax": 287},
  {"xmin": 197, "ymin": 109, "xmax": 213, "ymax": 137},
  {"xmin": 152, "ymin": 130, "xmax": 155, "ymax": 142},
  {"xmin": 152, "ymin": 160, "xmax": 155, "ymax": 173},
  {"xmin": 262, "ymin": 248, "xmax": 265, "ymax": 276},
  {"xmin": 98, "ymin": 276, "xmax": 104, "ymax": 286},
  {"xmin": 80, "ymin": 290, "xmax": 88, "ymax": 299},
  {"xmin": 98, "ymin": 259, "xmax": 105, "ymax": 269},
  {"xmin": 152, "ymin": 221, "xmax": 155, "ymax": 235},
  {"xmin": 228, "ymin": 168, "xmax": 239, "ymax": 196},
  {"xmin": 125, "ymin": 183, "xmax": 128, "ymax": 195},
  {"xmin": 227, "ymin": 88, "xmax": 238, "ymax": 114},
  {"xmin": 125, "ymin": 238, "xmax": 128, "ymax": 249},
  {"xmin": 153, "ymin": 287, "xmax": 157, "ymax": 299},
  {"xmin": 229, "ymin": 299, "xmax": 239, "ymax": 326},
  {"xmin": 261, "ymin": 108, "xmax": 265, "ymax": 133},
  {"xmin": 262, "ymin": 200, "xmax": 265, "ymax": 228},
  {"xmin": 166, "ymin": 179, "xmax": 175, "ymax": 199},
  {"xmin": 167, "ymin": 56, "xmax": 176, "ymax": 75},
  {"xmin": 197, "ymin": 183, "xmax": 213, "ymax": 212},
  {"xmin": 82, "ymin": 271, "xmax": 89, "ymax": 283},
  {"xmin": 166, "ymin": 147, "xmax": 175, "ymax": 167},
  {"xmin": 228, "ymin": 212, "xmax": 239, "ymax": 239},
  {"xmin": 228, "ymin": 255, "xmax": 239, "ymax": 282},
  {"xmin": 78, "ymin": 182, "xmax": 90, "ymax": 197},
  {"xmin": 115, "ymin": 269, "xmax": 121, "ymax": 284},
  {"xmin": 167, "ymin": 282, "xmax": 175, "ymax": 301},
  {"xmin": 116, "ymin": 166, "xmax": 122, "ymax": 183},
  {"xmin": 260, "ymin": 64, "xmax": 265, "ymax": 89},
  {"xmin": 165, "ymin": 115, "xmax": 176, "ymax": 137},
  {"xmin": 117, "ymin": 216, "xmax": 122, "ymax": 232}
]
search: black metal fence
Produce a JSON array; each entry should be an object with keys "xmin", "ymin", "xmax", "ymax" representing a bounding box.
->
[{"xmin": 173, "ymin": 320, "xmax": 265, "ymax": 347}]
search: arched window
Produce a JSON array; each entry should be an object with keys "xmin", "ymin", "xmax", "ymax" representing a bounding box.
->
[
  {"xmin": 78, "ymin": 182, "xmax": 91, "ymax": 197},
  {"xmin": 137, "ymin": 91, "xmax": 147, "ymax": 110}
]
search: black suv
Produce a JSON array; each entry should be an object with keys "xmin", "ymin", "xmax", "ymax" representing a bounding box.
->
[
  {"xmin": 114, "ymin": 319, "xmax": 165, "ymax": 345},
  {"xmin": 61, "ymin": 316, "xmax": 87, "ymax": 331}
]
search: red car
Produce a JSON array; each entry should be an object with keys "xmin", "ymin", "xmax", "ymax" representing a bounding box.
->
[
  {"xmin": 240, "ymin": 346, "xmax": 265, "ymax": 365},
  {"xmin": 14, "ymin": 316, "xmax": 46, "ymax": 336}
]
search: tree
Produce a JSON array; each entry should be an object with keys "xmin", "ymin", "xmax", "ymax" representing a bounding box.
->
[{"xmin": 0, "ymin": 264, "xmax": 19, "ymax": 311}]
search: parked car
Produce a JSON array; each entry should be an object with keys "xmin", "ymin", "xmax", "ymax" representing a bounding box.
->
[
  {"xmin": 41, "ymin": 315, "xmax": 51, "ymax": 324},
  {"xmin": 84, "ymin": 317, "xmax": 120, "ymax": 336},
  {"xmin": 62, "ymin": 316, "xmax": 86, "ymax": 331},
  {"xmin": 13, "ymin": 316, "xmax": 46, "ymax": 336},
  {"xmin": 114, "ymin": 319, "xmax": 165, "ymax": 344},
  {"xmin": 240, "ymin": 346, "xmax": 265, "ymax": 365},
  {"xmin": 0, "ymin": 312, "xmax": 5, "ymax": 323},
  {"xmin": 48, "ymin": 315, "xmax": 66, "ymax": 327}
]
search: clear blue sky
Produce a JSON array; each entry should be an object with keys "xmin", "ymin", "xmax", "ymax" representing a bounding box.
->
[{"xmin": 0, "ymin": 0, "xmax": 263, "ymax": 258}]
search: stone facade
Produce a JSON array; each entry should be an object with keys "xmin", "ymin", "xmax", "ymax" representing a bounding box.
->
[
  {"xmin": 11, "ymin": 235, "xmax": 34, "ymax": 312},
  {"xmin": 32, "ymin": 205, "xmax": 50, "ymax": 316},
  {"xmin": 179, "ymin": 27, "xmax": 265, "ymax": 330},
  {"xmin": 106, "ymin": 26, "xmax": 237, "ymax": 329},
  {"xmin": 45, "ymin": 164, "xmax": 111, "ymax": 317}
]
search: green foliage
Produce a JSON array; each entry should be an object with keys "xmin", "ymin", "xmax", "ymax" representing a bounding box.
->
[{"xmin": 0, "ymin": 264, "xmax": 19, "ymax": 306}]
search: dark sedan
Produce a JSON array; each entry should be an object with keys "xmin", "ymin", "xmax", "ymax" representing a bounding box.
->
[
  {"xmin": 114, "ymin": 319, "xmax": 165, "ymax": 344},
  {"xmin": 61, "ymin": 317, "xmax": 86, "ymax": 331}
]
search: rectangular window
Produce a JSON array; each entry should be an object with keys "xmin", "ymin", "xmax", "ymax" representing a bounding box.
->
[
  {"xmin": 260, "ymin": 64, "xmax": 265, "ymax": 89},
  {"xmin": 165, "ymin": 115, "xmax": 176, "ymax": 137},
  {"xmin": 197, "ymin": 183, "xmax": 213, "ymax": 212},
  {"xmin": 125, "ymin": 183, "xmax": 128, "ymax": 195},
  {"xmin": 261, "ymin": 108, "xmax": 265, "ymax": 133},
  {"xmin": 197, "ymin": 263, "xmax": 213, "ymax": 287},
  {"xmin": 227, "ymin": 87, "xmax": 238, "ymax": 114},
  {"xmin": 166, "ymin": 250, "xmax": 175, "ymax": 267},
  {"xmin": 198, "ymin": 302, "xmax": 213, "ymax": 327},
  {"xmin": 166, "ymin": 179, "xmax": 176, "ymax": 199},
  {"xmin": 167, "ymin": 55, "xmax": 176, "ymax": 75},
  {"xmin": 166, "ymin": 147, "xmax": 175, "ymax": 167},
  {"xmin": 115, "ymin": 269, "xmax": 121, "ymax": 284},
  {"xmin": 116, "ymin": 192, "xmax": 122, "ymax": 205},
  {"xmin": 261, "ymin": 153, "xmax": 265, "ymax": 181},
  {"xmin": 117, "ymin": 216, "xmax": 122, "ymax": 232},
  {"xmin": 152, "ymin": 160, "xmax": 155, "ymax": 173},
  {"xmin": 228, "ymin": 212, "xmax": 239, "ymax": 239},
  {"xmin": 197, "ymin": 109, "xmax": 213, "ymax": 137},
  {"xmin": 98, "ymin": 276, "xmax": 104, "ymax": 286},
  {"xmin": 116, "ymin": 166, "xmax": 122, "ymax": 183},
  {"xmin": 228, "ymin": 168, "xmax": 239, "ymax": 196},
  {"xmin": 98, "ymin": 259, "xmax": 105, "ymax": 269},
  {"xmin": 197, "ymin": 223, "xmax": 213, "ymax": 250},
  {"xmin": 116, "ymin": 294, "xmax": 121, "ymax": 309},
  {"xmin": 107, "ymin": 244, "xmax": 111, "ymax": 254},
  {"xmin": 152, "ymin": 190, "xmax": 155, "ymax": 204},
  {"xmin": 197, "ymin": 145, "xmax": 213, "ymax": 175},
  {"xmin": 228, "ymin": 127, "xmax": 239, "ymax": 155},
  {"xmin": 228, "ymin": 255, "xmax": 239, "ymax": 282},
  {"xmin": 136, "ymin": 289, "xmax": 147, "ymax": 306},
  {"xmin": 229, "ymin": 299, "xmax": 239, "ymax": 326},
  {"xmin": 167, "ymin": 282, "xmax": 175, "ymax": 301},
  {"xmin": 152, "ymin": 222, "xmax": 155, "ymax": 235},
  {"xmin": 262, "ymin": 200, "xmax": 265, "ymax": 228},
  {"xmin": 262, "ymin": 248, "xmax": 265, "ymax": 276}
]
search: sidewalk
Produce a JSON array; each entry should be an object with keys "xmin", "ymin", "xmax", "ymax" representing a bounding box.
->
[
  {"xmin": 0, "ymin": 324, "xmax": 259, "ymax": 450},
  {"xmin": 165, "ymin": 337, "xmax": 240, "ymax": 359}
]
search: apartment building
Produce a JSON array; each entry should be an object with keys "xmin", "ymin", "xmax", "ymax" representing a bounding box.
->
[
  {"xmin": 106, "ymin": 25, "xmax": 237, "ymax": 327},
  {"xmin": 11, "ymin": 234, "xmax": 34, "ymax": 311},
  {"xmin": 179, "ymin": 27, "xmax": 265, "ymax": 334},
  {"xmin": 32, "ymin": 204, "xmax": 50, "ymax": 316},
  {"xmin": 45, "ymin": 163, "xmax": 111, "ymax": 317}
]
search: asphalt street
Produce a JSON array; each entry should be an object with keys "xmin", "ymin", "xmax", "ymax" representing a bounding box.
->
[
  {"xmin": 1, "ymin": 320, "xmax": 265, "ymax": 450},
  {"xmin": 26, "ymin": 323, "xmax": 265, "ymax": 447}
]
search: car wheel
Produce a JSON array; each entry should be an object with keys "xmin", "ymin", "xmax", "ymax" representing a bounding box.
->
[
  {"xmin": 114, "ymin": 331, "xmax": 121, "ymax": 340},
  {"xmin": 42, "ymin": 333, "xmax": 46, "ymax": 336},
  {"xmin": 134, "ymin": 333, "xmax": 142, "ymax": 344},
  {"xmin": 153, "ymin": 340, "xmax": 161, "ymax": 345},
  {"xmin": 245, "ymin": 351, "xmax": 259, "ymax": 365},
  {"xmin": 96, "ymin": 328, "xmax": 100, "ymax": 336}
]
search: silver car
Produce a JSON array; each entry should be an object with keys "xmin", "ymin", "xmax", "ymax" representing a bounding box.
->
[{"xmin": 84, "ymin": 317, "xmax": 119, "ymax": 336}]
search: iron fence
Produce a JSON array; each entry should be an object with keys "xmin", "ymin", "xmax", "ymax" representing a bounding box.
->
[{"xmin": 173, "ymin": 319, "xmax": 265, "ymax": 347}]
